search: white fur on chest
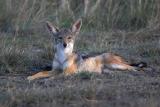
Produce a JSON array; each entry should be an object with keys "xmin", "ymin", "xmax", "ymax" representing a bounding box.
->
[{"xmin": 52, "ymin": 42, "xmax": 74, "ymax": 70}]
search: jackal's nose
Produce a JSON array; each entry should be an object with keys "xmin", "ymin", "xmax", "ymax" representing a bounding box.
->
[{"xmin": 63, "ymin": 43, "xmax": 67, "ymax": 48}]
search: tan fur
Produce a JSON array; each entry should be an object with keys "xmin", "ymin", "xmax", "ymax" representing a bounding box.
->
[
  {"xmin": 27, "ymin": 19, "xmax": 137, "ymax": 81},
  {"xmin": 77, "ymin": 56, "xmax": 103, "ymax": 73},
  {"xmin": 64, "ymin": 54, "xmax": 78, "ymax": 75},
  {"xmin": 27, "ymin": 71, "xmax": 50, "ymax": 81}
]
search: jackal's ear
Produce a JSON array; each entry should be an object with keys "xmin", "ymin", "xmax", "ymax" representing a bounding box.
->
[
  {"xmin": 72, "ymin": 19, "xmax": 82, "ymax": 35},
  {"xmin": 46, "ymin": 21, "xmax": 59, "ymax": 34}
]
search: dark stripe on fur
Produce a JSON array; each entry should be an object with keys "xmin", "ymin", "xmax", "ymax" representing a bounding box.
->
[{"xmin": 130, "ymin": 62, "xmax": 147, "ymax": 68}]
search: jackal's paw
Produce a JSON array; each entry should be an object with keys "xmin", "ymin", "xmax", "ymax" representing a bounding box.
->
[{"xmin": 27, "ymin": 76, "xmax": 35, "ymax": 81}]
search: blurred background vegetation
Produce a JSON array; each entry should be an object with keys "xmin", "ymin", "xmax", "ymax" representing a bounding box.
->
[
  {"xmin": 0, "ymin": 0, "xmax": 160, "ymax": 32},
  {"xmin": 0, "ymin": 0, "xmax": 160, "ymax": 74}
]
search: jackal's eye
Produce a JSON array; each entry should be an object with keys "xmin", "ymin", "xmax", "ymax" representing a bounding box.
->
[{"xmin": 67, "ymin": 36, "xmax": 72, "ymax": 40}]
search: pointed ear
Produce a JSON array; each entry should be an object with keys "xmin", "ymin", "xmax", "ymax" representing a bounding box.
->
[
  {"xmin": 46, "ymin": 21, "xmax": 59, "ymax": 34},
  {"xmin": 72, "ymin": 19, "xmax": 82, "ymax": 34}
]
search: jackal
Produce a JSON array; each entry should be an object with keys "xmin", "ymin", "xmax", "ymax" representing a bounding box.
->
[{"xmin": 27, "ymin": 19, "xmax": 146, "ymax": 80}]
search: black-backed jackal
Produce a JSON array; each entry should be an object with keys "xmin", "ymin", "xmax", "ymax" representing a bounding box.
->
[{"xmin": 27, "ymin": 19, "xmax": 146, "ymax": 80}]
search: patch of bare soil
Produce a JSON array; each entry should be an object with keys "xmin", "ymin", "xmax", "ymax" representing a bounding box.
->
[{"xmin": 0, "ymin": 67, "xmax": 160, "ymax": 107}]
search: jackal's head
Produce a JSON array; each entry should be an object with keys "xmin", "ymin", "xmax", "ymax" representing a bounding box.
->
[{"xmin": 46, "ymin": 19, "xmax": 82, "ymax": 55}]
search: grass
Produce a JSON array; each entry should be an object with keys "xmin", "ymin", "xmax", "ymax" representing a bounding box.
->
[{"xmin": 0, "ymin": 0, "xmax": 160, "ymax": 107}]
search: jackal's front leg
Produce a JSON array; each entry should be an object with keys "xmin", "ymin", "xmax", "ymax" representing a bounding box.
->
[
  {"xmin": 27, "ymin": 69, "xmax": 64, "ymax": 81},
  {"xmin": 27, "ymin": 71, "xmax": 52, "ymax": 81}
]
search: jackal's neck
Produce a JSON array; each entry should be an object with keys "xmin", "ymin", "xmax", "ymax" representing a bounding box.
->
[{"xmin": 54, "ymin": 44, "xmax": 74, "ymax": 64}]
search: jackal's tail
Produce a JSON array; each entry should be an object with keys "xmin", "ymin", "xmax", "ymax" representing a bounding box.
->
[{"xmin": 130, "ymin": 62, "xmax": 147, "ymax": 68}]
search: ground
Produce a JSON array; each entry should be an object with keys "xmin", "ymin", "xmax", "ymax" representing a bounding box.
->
[{"xmin": 0, "ymin": 70, "xmax": 160, "ymax": 107}]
